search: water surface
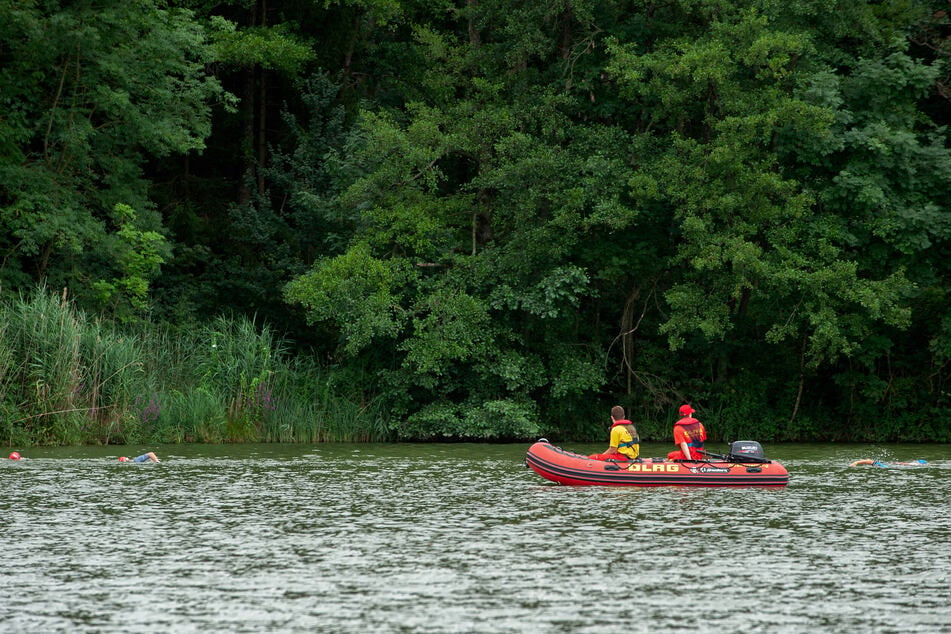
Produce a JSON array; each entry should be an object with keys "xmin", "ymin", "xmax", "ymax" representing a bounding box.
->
[{"xmin": 1, "ymin": 442, "xmax": 948, "ymax": 633}]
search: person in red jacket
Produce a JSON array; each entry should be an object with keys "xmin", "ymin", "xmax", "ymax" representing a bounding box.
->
[
  {"xmin": 589, "ymin": 405, "xmax": 640, "ymax": 461},
  {"xmin": 667, "ymin": 404, "xmax": 706, "ymax": 461}
]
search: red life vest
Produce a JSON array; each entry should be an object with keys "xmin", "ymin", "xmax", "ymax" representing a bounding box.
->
[
  {"xmin": 673, "ymin": 417, "xmax": 706, "ymax": 457},
  {"xmin": 611, "ymin": 418, "xmax": 634, "ymax": 430}
]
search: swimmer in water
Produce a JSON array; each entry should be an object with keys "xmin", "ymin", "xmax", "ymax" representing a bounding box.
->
[
  {"xmin": 848, "ymin": 459, "xmax": 926, "ymax": 468},
  {"xmin": 119, "ymin": 452, "xmax": 160, "ymax": 463}
]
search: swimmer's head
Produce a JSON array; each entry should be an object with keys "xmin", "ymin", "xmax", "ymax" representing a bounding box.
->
[
  {"xmin": 916, "ymin": 459, "xmax": 927, "ymax": 464},
  {"xmin": 118, "ymin": 456, "xmax": 130, "ymax": 462}
]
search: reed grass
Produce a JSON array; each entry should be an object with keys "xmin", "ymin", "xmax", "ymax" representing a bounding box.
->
[
  {"xmin": 0, "ymin": 287, "xmax": 391, "ymax": 446},
  {"xmin": 261, "ymin": 357, "xmax": 390, "ymax": 442}
]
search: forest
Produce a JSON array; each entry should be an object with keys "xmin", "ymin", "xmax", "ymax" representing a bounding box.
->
[{"xmin": 1, "ymin": 0, "xmax": 950, "ymax": 446}]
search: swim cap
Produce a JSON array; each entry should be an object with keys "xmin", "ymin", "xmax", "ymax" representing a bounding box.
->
[
  {"xmin": 118, "ymin": 456, "xmax": 130, "ymax": 462},
  {"xmin": 679, "ymin": 404, "xmax": 695, "ymax": 416},
  {"xmin": 9, "ymin": 452, "xmax": 20, "ymax": 460},
  {"xmin": 917, "ymin": 459, "xmax": 927, "ymax": 464}
]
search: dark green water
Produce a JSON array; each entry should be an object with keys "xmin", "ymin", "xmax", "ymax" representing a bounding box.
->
[{"xmin": 1, "ymin": 442, "xmax": 949, "ymax": 633}]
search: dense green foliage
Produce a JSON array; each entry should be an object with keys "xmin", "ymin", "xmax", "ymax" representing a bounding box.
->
[{"xmin": 2, "ymin": 0, "xmax": 950, "ymax": 444}]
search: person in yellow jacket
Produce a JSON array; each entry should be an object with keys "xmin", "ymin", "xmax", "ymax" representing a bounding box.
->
[{"xmin": 589, "ymin": 405, "xmax": 640, "ymax": 461}]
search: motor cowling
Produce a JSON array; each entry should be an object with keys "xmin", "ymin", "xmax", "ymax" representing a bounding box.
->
[{"xmin": 729, "ymin": 440, "xmax": 765, "ymax": 461}]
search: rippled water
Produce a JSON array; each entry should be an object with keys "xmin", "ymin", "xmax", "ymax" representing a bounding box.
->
[{"xmin": 1, "ymin": 442, "xmax": 949, "ymax": 633}]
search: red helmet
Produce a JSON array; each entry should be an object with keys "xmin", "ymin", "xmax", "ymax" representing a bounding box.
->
[{"xmin": 678, "ymin": 404, "xmax": 695, "ymax": 416}]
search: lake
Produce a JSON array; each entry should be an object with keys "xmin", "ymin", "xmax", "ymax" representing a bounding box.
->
[{"xmin": 1, "ymin": 441, "xmax": 948, "ymax": 633}]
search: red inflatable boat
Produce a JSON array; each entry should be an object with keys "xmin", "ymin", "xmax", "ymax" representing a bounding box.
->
[{"xmin": 525, "ymin": 439, "xmax": 789, "ymax": 487}]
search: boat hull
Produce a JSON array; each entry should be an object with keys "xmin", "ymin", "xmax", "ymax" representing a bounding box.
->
[{"xmin": 525, "ymin": 440, "xmax": 788, "ymax": 487}]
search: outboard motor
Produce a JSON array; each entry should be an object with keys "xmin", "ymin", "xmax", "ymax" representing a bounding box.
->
[{"xmin": 729, "ymin": 440, "xmax": 766, "ymax": 461}]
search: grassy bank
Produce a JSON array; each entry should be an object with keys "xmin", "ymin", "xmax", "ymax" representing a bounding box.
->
[{"xmin": 0, "ymin": 289, "xmax": 389, "ymax": 446}]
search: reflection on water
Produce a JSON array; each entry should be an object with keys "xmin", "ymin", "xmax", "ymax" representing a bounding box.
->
[{"xmin": 1, "ymin": 443, "xmax": 949, "ymax": 633}]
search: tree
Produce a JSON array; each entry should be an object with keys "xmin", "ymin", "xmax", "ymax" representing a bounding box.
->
[
  {"xmin": 285, "ymin": 0, "xmax": 636, "ymax": 438},
  {"xmin": 0, "ymin": 0, "xmax": 226, "ymax": 318},
  {"xmin": 592, "ymin": 1, "xmax": 951, "ymax": 439},
  {"xmin": 91, "ymin": 204, "xmax": 170, "ymax": 323},
  {"xmin": 784, "ymin": 46, "xmax": 951, "ymax": 437}
]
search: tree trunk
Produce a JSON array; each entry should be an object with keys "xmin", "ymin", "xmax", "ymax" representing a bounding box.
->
[
  {"xmin": 467, "ymin": 0, "xmax": 480, "ymax": 46},
  {"xmin": 256, "ymin": 0, "xmax": 268, "ymax": 196},
  {"xmin": 789, "ymin": 336, "xmax": 807, "ymax": 425}
]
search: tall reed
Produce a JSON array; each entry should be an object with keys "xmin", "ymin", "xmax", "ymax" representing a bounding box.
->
[
  {"xmin": 77, "ymin": 318, "xmax": 151, "ymax": 444},
  {"xmin": 3, "ymin": 289, "xmax": 88, "ymax": 444},
  {"xmin": 0, "ymin": 287, "xmax": 392, "ymax": 446},
  {"xmin": 260, "ymin": 356, "xmax": 389, "ymax": 442},
  {"xmin": 0, "ymin": 319, "xmax": 21, "ymax": 445},
  {"xmin": 0, "ymin": 289, "xmax": 155, "ymax": 444}
]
